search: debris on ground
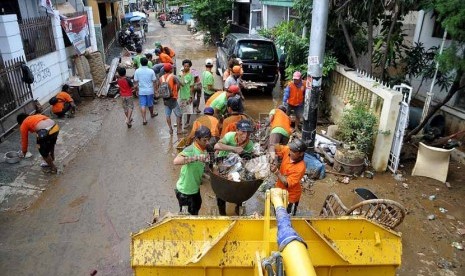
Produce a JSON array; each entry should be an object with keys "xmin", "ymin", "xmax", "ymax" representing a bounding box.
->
[
  {"xmin": 445, "ymin": 182, "xmax": 451, "ymax": 188},
  {"xmin": 428, "ymin": 214, "xmax": 436, "ymax": 220},
  {"xmin": 451, "ymin": 242, "xmax": 464, "ymax": 250},
  {"xmin": 336, "ymin": 176, "xmax": 351, "ymax": 184},
  {"xmin": 429, "ymin": 195, "xmax": 436, "ymax": 201},
  {"xmin": 394, "ymin": 173, "xmax": 405, "ymax": 182},
  {"xmin": 457, "ymin": 228, "xmax": 465, "ymax": 236},
  {"xmin": 402, "ymin": 183, "xmax": 409, "ymax": 189},
  {"xmin": 439, "ymin": 207, "xmax": 448, "ymax": 213},
  {"xmin": 436, "ymin": 258, "xmax": 456, "ymax": 269},
  {"xmin": 364, "ymin": 170, "xmax": 374, "ymax": 179}
]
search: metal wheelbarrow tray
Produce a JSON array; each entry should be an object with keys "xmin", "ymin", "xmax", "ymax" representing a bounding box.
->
[{"xmin": 208, "ymin": 168, "xmax": 262, "ymax": 204}]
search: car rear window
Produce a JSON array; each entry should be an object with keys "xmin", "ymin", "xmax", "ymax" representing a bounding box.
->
[{"xmin": 237, "ymin": 41, "xmax": 275, "ymax": 61}]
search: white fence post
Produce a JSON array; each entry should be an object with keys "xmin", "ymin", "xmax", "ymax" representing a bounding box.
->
[
  {"xmin": 0, "ymin": 14, "xmax": 26, "ymax": 61},
  {"xmin": 85, "ymin": 6, "xmax": 98, "ymax": 52},
  {"xmin": 51, "ymin": 10, "xmax": 69, "ymax": 84}
]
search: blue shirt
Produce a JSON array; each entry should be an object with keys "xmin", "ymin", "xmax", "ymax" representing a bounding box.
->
[{"xmin": 134, "ymin": 66, "xmax": 156, "ymax": 95}]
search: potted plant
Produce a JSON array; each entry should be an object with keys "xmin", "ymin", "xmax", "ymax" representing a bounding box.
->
[{"xmin": 334, "ymin": 102, "xmax": 378, "ymax": 175}]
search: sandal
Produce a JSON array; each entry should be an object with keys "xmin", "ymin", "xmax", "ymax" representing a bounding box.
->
[
  {"xmin": 151, "ymin": 112, "xmax": 158, "ymax": 118},
  {"xmin": 143, "ymin": 121, "xmax": 148, "ymax": 125},
  {"xmin": 169, "ymin": 129, "xmax": 174, "ymax": 135}
]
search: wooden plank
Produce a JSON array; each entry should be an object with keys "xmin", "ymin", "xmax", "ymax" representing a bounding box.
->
[{"xmin": 97, "ymin": 57, "xmax": 119, "ymax": 97}]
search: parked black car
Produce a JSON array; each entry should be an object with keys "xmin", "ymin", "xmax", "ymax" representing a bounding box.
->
[{"xmin": 216, "ymin": 33, "xmax": 279, "ymax": 93}]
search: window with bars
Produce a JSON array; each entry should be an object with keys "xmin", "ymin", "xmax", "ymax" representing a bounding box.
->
[{"xmin": 19, "ymin": 16, "xmax": 56, "ymax": 61}]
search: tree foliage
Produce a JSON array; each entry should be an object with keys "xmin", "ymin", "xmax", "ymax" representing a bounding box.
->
[
  {"xmin": 405, "ymin": 0, "xmax": 465, "ymax": 140},
  {"xmin": 186, "ymin": 0, "xmax": 233, "ymax": 43}
]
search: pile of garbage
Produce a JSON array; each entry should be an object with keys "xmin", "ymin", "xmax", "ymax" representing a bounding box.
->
[{"xmin": 215, "ymin": 153, "xmax": 270, "ymax": 182}]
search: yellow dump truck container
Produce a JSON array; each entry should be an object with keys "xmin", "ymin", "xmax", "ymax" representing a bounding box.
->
[{"xmin": 131, "ymin": 215, "xmax": 402, "ymax": 275}]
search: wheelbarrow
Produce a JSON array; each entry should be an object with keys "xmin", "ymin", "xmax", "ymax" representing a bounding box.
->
[{"xmin": 208, "ymin": 167, "xmax": 262, "ymax": 205}]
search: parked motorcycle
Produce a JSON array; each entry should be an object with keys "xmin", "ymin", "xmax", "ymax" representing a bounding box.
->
[
  {"xmin": 118, "ymin": 28, "xmax": 142, "ymax": 52},
  {"xmin": 159, "ymin": 19, "xmax": 165, "ymax": 28}
]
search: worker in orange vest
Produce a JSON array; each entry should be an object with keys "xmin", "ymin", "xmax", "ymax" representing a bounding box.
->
[
  {"xmin": 282, "ymin": 71, "xmax": 306, "ymax": 131},
  {"xmin": 267, "ymin": 105, "xmax": 292, "ymax": 152}
]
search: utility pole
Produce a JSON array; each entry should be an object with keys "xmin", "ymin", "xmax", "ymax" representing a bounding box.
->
[{"xmin": 302, "ymin": 0, "xmax": 329, "ymax": 153}]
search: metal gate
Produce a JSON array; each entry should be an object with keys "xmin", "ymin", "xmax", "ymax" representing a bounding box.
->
[
  {"xmin": 388, "ymin": 84, "xmax": 412, "ymax": 173},
  {"xmin": 0, "ymin": 56, "xmax": 35, "ymax": 141}
]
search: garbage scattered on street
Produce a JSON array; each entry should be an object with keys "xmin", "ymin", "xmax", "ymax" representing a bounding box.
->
[
  {"xmin": 402, "ymin": 183, "xmax": 409, "ymax": 189},
  {"xmin": 439, "ymin": 207, "xmax": 448, "ymax": 213},
  {"xmin": 427, "ymin": 214, "xmax": 436, "ymax": 220},
  {"xmin": 457, "ymin": 228, "xmax": 465, "ymax": 236},
  {"xmin": 394, "ymin": 173, "xmax": 405, "ymax": 182},
  {"xmin": 451, "ymin": 242, "xmax": 464, "ymax": 250},
  {"xmin": 429, "ymin": 195, "xmax": 436, "ymax": 201},
  {"xmin": 436, "ymin": 258, "xmax": 455, "ymax": 269}
]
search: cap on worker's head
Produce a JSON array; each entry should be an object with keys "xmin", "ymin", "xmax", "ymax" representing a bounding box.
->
[
  {"xmin": 288, "ymin": 137, "xmax": 307, "ymax": 152},
  {"xmin": 232, "ymin": 65, "xmax": 241, "ymax": 74},
  {"xmin": 154, "ymin": 48, "xmax": 161, "ymax": 55},
  {"xmin": 203, "ymin": 107, "xmax": 214, "ymax": 115},
  {"xmin": 195, "ymin": 126, "xmax": 211, "ymax": 138},
  {"xmin": 227, "ymin": 85, "xmax": 240, "ymax": 94},
  {"xmin": 236, "ymin": 58, "xmax": 243, "ymax": 64},
  {"xmin": 292, "ymin": 71, "xmax": 302, "ymax": 80},
  {"xmin": 205, "ymin": 58, "xmax": 213, "ymax": 66},
  {"xmin": 236, "ymin": 119, "xmax": 254, "ymax": 132},
  {"xmin": 154, "ymin": 41, "xmax": 162, "ymax": 48},
  {"xmin": 227, "ymin": 97, "xmax": 242, "ymax": 112},
  {"xmin": 163, "ymin": 63, "xmax": 172, "ymax": 72},
  {"xmin": 277, "ymin": 104, "xmax": 287, "ymax": 113}
]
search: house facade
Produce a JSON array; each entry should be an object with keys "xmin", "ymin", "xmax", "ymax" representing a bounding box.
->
[{"xmin": 411, "ymin": 10, "xmax": 465, "ymax": 134}]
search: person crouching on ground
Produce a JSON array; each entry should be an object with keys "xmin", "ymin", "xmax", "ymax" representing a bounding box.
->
[
  {"xmin": 17, "ymin": 113, "xmax": 60, "ymax": 174},
  {"xmin": 214, "ymin": 119, "xmax": 255, "ymax": 215},
  {"xmin": 270, "ymin": 137, "xmax": 307, "ymax": 215},
  {"xmin": 134, "ymin": 57, "xmax": 158, "ymax": 125},
  {"xmin": 173, "ymin": 126, "xmax": 211, "ymax": 215},
  {"xmin": 51, "ymin": 84, "xmax": 77, "ymax": 118},
  {"xmin": 116, "ymin": 67, "xmax": 135, "ymax": 128}
]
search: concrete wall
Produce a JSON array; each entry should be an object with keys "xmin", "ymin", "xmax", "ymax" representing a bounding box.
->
[
  {"xmin": 264, "ymin": 5, "xmax": 287, "ymax": 29},
  {"xmin": 0, "ymin": 6, "xmax": 98, "ymax": 104}
]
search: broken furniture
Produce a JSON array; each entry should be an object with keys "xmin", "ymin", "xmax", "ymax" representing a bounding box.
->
[
  {"xmin": 320, "ymin": 193, "xmax": 406, "ymax": 229},
  {"xmin": 67, "ymin": 78, "xmax": 94, "ymax": 97},
  {"xmin": 411, "ymin": 142, "xmax": 453, "ymax": 183}
]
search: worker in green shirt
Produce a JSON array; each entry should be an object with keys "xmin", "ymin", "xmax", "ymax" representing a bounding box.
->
[
  {"xmin": 213, "ymin": 119, "xmax": 255, "ymax": 215},
  {"xmin": 179, "ymin": 59, "xmax": 194, "ymax": 128},
  {"xmin": 202, "ymin": 58, "xmax": 218, "ymax": 101},
  {"xmin": 173, "ymin": 126, "xmax": 211, "ymax": 215}
]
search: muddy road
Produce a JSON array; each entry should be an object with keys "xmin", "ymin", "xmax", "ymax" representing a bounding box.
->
[{"xmin": 0, "ymin": 15, "xmax": 464, "ymax": 276}]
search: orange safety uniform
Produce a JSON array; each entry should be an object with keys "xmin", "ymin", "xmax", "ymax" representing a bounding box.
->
[
  {"xmin": 160, "ymin": 73, "xmax": 179, "ymax": 99},
  {"xmin": 205, "ymin": 91, "xmax": 223, "ymax": 107},
  {"xmin": 187, "ymin": 115, "xmax": 220, "ymax": 144},
  {"xmin": 221, "ymin": 114, "xmax": 248, "ymax": 138},
  {"xmin": 20, "ymin": 114, "xmax": 57, "ymax": 153},
  {"xmin": 163, "ymin": 46, "xmax": 176, "ymax": 58},
  {"xmin": 159, "ymin": 52, "xmax": 173, "ymax": 64},
  {"xmin": 287, "ymin": 81, "xmax": 306, "ymax": 106},
  {"xmin": 275, "ymin": 145, "xmax": 306, "ymax": 203},
  {"xmin": 51, "ymin": 92, "xmax": 74, "ymax": 115},
  {"xmin": 270, "ymin": 108, "xmax": 291, "ymax": 135}
]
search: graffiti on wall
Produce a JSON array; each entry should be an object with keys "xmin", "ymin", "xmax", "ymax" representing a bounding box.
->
[{"xmin": 29, "ymin": 61, "xmax": 52, "ymax": 86}]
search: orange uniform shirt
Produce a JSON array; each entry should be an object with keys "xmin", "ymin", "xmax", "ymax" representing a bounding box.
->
[
  {"xmin": 51, "ymin": 92, "xmax": 73, "ymax": 114},
  {"xmin": 275, "ymin": 145, "xmax": 306, "ymax": 203},
  {"xmin": 159, "ymin": 52, "xmax": 173, "ymax": 64},
  {"xmin": 221, "ymin": 114, "xmax": 248, "ymax": 138},
  {"xmin": 187, "ymin": 115, "xmax": 220, "ymax": 144},
  {"xmin": 164, "ymin": 47, "xmax": 176, "ymax": 58},
  {"xmin": 270, "ymin": 109, "xmax": 291, "ymax": 134},
  {"xmin": 20, "ymin": 114, "xmax": 49, "ymax": 153},
  {"xmin": 205, "ymin": 91, "xmax": 223, "ymax": 107},
  {"xmin": 287, "ymin": 82, "xmax": 306, "ymax": 106},
  {"xmin": 160, "ymin": 73, "xmax": 179, "ymax": 99}
]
